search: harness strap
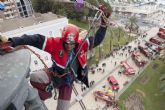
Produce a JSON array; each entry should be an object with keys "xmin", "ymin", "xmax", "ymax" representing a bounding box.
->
[{"xmin": 18, "ymin": 45, "xmax": 69, "ymax": 79}]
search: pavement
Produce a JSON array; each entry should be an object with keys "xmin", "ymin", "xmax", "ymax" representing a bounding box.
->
[{"xmin": 44, "ymin": 27, "xmax": 160, "ymax": 110}]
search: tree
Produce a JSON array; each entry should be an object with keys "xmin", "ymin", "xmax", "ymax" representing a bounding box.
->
[
  {"xmin": 32, "ymin": 0, "xmax": 113, "ymax": 23},
  {"xmin": 160, "ymin": 74, "xmax": 165, "ymax": 94},
  {"xmin": 109, "ymin": 27, "xmax": 114, "ymax": 52},
  {"xmin": 117, "ymin": 27, "xmax": 123, "ymax": 42},
  {"xmin": 125, "ymin": 16, "xmax": 139, "ymax": 37},
  {"xmin": 32, "ymin": 0, "xmax": 54, "ymax": 13}
]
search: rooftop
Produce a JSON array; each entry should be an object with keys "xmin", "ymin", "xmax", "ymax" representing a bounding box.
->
[{"xmin": 0, "ymin": 12, "xmax": 63, "ymax": 33}]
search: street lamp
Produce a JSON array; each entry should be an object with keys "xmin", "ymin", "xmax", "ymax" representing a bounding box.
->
[
  {"xmin": 99, "ymin": 44, "xmax": 103, "ymax": 60},
  {"xmin": 109, "ymin": 39, "xmax": 112, "ymax": 52},
  {"xmin": 101, "ymin": 48, "xmax": 104, "ymax": 59}
]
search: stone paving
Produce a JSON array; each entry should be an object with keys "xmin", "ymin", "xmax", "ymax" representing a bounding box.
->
[{"xmin": 44, "ymin": 27, "xmax": 160, "ymax": 110}]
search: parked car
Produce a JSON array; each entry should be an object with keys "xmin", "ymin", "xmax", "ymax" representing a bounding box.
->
[
  {"xmin": 145, "ymin": 41, "xmax": 162, "ymax": 53},
  {"xmin": 159, "ymin": 27, "xmax": 165, "ymax": 33},
  {"xmin": 138, "ymin": 46, "xmax": 153, "ymax": 58},
  {"xmin": 120, "ymin": 60, "xmax": 136, "ymax": 75},
  {"xmin": 149, "ymin": 37, "xmax": 163, "ymax": 46},
  {"xmin": 157, "ymin": 32, "xmax": 165, "ymax": 39},
  {"xmin": 131, "ymin": 51, "xmax": 147, "ymax": 67},
  {"xmin": 112, "ymin": 107, "xmax": 120, "ymax": 110},
  {"xmin": 107, "ymin": 75, "xmax": 119, "ymax": 91},
  {"xmin": 93, "ymin": 90, "xmax": 114, "ymax": 105}
]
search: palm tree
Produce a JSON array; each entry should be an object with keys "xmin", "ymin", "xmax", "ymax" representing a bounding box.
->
[
  {"xmin": 108, "ymin": 27, "xmax": 114, "ymax": 52},
  {"xmin": 159, "ymin": 49, "xmax": 165, "ymax": 94},
  {"xmin": 117, "ymin": 26, "xmax": 124, "ymax": 42},
  {"xmin": 125, "ymin": 16, "xmax": 139, "ymax": 38}
]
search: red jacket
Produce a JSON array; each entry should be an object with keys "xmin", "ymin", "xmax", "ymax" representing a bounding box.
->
[
  {"xmin": 9, "ymin": 26, "xmax": 107, "ymax": 87},
  {"xmin": 44, "ymin": 37, "xmax": 89, "ymax": 70}
]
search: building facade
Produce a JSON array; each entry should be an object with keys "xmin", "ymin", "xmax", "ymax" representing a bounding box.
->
[
  {"xmin": 16, "ymin": 0, "xmax": 34, "ymax": 17},
  {"xmin": 0, "ymin": 0, "xmax": 33, "ymax": 20}
]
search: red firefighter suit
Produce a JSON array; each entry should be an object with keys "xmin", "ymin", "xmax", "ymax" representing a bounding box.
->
[{"xmin": 8, "ymin": 24, "xmax": 107, "ymax": 110}]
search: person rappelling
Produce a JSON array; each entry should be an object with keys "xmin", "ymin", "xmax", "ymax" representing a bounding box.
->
[{"xmin": 0, "ymin": 2, "xmax": 112, "ymax": 110}]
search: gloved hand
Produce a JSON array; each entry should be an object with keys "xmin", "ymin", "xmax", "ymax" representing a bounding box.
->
[
  {"xmin": 99, "ymin": 4, "xmax": 112, "ymax": 26},
  {"xmin": 0, "ymin": 42, "xmax": 13, "ymax": 54},
  {"xmin": 0, "ymin": 33, "xmax": 8, "ymax": 42},
  {"xmin": 0, "ymin": 34, "xmax": 13, "ymax": 54}
]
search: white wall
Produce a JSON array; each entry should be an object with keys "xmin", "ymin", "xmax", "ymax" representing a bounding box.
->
[
  {"xmin": 3, "ymin": 17, "xmax": 68, "ymax": 71},
  {"xmin": 3, "ymin": 17, "xmax": 68, "ymax": 37}
]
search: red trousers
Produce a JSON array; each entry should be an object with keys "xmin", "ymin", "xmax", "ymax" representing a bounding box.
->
[{"xmin": 30, "ymin": 69, "xmax": 72, "ymax": 110}]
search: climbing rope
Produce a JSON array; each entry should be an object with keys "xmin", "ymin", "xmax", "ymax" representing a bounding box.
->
[
  {"xmin": 18, "ymin": 45, "xmax": 69, "ymax": 79},
  {"xmin": 72, "ymin": 84, "xmax": 86, "ymax": 110}
]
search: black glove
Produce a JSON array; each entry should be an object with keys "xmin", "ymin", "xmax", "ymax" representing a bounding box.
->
[{"xmin": 99, "ymin": 4, "xmax": 112, "ymax": 26}]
